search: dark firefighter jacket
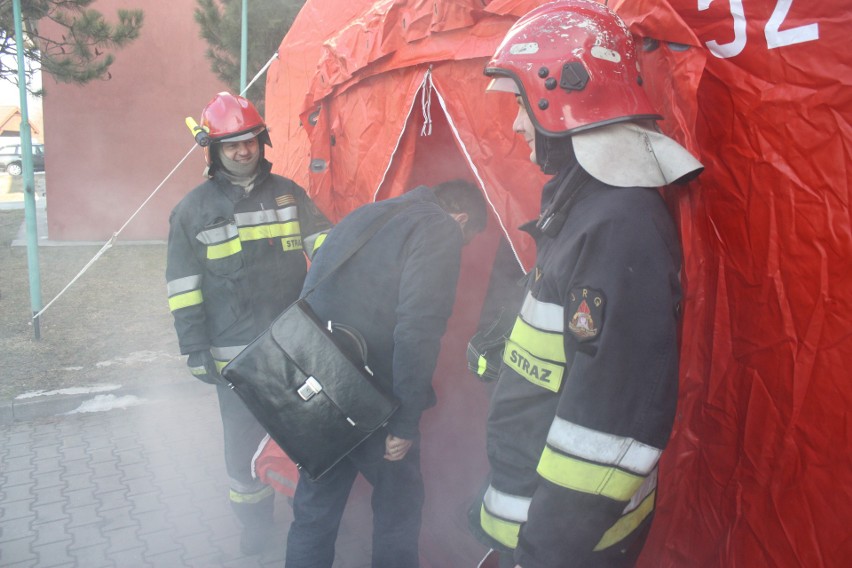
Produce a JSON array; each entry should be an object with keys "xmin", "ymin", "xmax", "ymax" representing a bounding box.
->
[
  {"xmin": 166, "ymin": 160, "xmax": 331, "ymax": 368},
  {"xmin": 475, "ymin": 168, "xmax": 682, "ymax": 568},
  {"xmin": 300, "ymin": 186, "xmax": 463, "ymax": 440}
]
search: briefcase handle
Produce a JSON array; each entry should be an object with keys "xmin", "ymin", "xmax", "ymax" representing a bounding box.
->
[{"xmin": 328, "ymin": 321, "xmax": 369, "ymax": 366}]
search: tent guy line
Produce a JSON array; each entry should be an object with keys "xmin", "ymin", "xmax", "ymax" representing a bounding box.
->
[{"xmin": 32, "ymin": 52, "xmax": 281, "ymax": 321}]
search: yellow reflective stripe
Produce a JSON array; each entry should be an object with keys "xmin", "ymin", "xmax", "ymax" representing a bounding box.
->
[
  {"xmin": 168, "ymin": 290, "xmax": 203, "ymax": 311},
  {"xmin": 480, "ymin": 504, "xmax": 520, "ymax": 549},
  {"xmin": 537, "ymin": 446, "xmax": 646, "ymax": 501},
  {"xmin": 211, "ymin": 345, "xmax": 246, "ymax": 372},
  {"xmin": 238, "ymin": 220, "xmax": 301, "ymax": 241},
  {"xmin": 304, "ymin": 230, "xmax": 328, "ymax": 258},
  {"xmin": 477, "ymin": 355, "xmax": 488, "ymax": 376},
  {"xmin": 207, "ymin": 237, "xmax": 241, "ymax": 259},
  {"xmin": 229, "ymin": 486, "xmax": 274, "ymax": 504},
  {"xmin": 546, "ymin": 417, "xmax": 662, "ymax": 476},
  {"xmin": 509, "ymin": 318, "xmax": 565, "ymax": 363},
  {"xmin": 594, "ymin": 490, "xmax": 656, "ymax": 551},
  {"xmin": 312, "ymin": 232, "xmax": 327, "ymax": 251},
  {"xmin": 503, "ymin": 338, "xmax": 564, "ymax": 393},
  {"xmin": 286, "ymin": 220, "xmax": 302, "ymax": 238}
]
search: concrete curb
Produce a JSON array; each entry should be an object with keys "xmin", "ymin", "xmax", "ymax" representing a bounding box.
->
[{"xmin": 0, "ymin": 378, "xmax": 203, "ymax": 425}]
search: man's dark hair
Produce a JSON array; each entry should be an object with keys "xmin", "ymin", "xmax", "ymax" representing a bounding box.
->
[{"xmin": 432, "ymin": 179, "xmax": 488, "ymax": 237}]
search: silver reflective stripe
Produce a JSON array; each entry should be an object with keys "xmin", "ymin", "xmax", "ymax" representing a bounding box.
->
[
  {"xmin": 483, "ymin": 485, "xmax": 531, "ymax": 523},
  {"xmin": 211, "ymin": 345, "xmax": 247, "ymax": 363},
  {"xmin": 167, "ymin": 275, "xmax": 201, "ymax": 296},
  {"xmin": 233, "ymin": 206, "xmax": 297, "ymax": 227},
  {"xmin": 623, "ymin": 468, "xmax": 657, "ymax": 514},
  {"xmin": 197, "ymin": 223, "xmax": 238, "ymax": 244},
  {"xmin": 546, "ymin": 417, "xmax": 662, "ymax": 476},
  {"xmin": 229, "ymin": 476, "xmax": 269, "ymax": 495},
  {"xmin": 266, "ymin": 469, "xmax": 298, "ymax": 490},
  {"xmin": 519, "ymin": 291, "xmax": 564, "ymax": 332},
  {"xmin": 275, "ymin": 206, "xmax": 298, "ymax": 223},
  {"xmin": 235, "ymin": 209, "xmax": 278, "ymax": 227}
]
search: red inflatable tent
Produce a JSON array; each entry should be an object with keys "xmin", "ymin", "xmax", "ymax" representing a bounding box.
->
[{"xmin": 260, "ymin": 1, "xmax": 852, "ymax": 566}]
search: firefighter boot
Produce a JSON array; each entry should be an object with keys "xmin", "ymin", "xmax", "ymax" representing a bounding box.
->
[{"xmin": 231, "ymin": 493, "xmax": 275, "ymax": 555}]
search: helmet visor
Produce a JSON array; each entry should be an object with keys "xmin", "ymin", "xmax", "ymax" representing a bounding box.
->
[
  {"xmin": 217, "ymin": 126, "xmax": 265, "ymax": 143},
  {"xmin": 485, "ymin": 77, "xmax": 520, "ymax": 94}
]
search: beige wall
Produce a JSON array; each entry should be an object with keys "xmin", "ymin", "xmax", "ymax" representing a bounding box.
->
[{"xmin": 42, "ymin": 0, "xmax": 229, "ymax": 240}]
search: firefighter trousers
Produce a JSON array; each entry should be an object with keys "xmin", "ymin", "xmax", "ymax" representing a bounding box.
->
[{"xmin": 216, "ymin": 385, "xmax": 272, "ymax": 510}]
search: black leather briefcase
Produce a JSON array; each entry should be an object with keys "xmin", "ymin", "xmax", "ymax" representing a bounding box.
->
[{"xmin": 222, "ymin": 299, "xmax": 399, "ymax": 480}]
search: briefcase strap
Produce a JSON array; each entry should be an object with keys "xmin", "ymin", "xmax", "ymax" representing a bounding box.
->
[{"xmin": 302, "ymin": 201, "xmax": 411, "ymax": 298}]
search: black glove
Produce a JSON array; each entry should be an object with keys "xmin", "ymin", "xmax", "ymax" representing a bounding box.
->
[
  {"xmin": 466, "ymin": 307, "xmax": 516, "ymax": 383},
  {"xmin": 187, "ymin": 350, "xmax": 222, "ymax": 385}
]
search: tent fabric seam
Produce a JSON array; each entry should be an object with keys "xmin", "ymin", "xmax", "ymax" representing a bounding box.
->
[{"xmin": 431, "ymin": 78, "xmax": 525, "ymax": 271}]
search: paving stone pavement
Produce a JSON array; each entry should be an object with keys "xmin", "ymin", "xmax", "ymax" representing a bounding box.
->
[{"xmin": 0, "ymin": 380, "xmax": 373, "ymax": 568}]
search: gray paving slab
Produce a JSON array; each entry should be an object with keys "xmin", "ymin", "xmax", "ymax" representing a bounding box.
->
[{"xmin": 0, "ymin": 379, "xmax": 375, "ymax": 567}]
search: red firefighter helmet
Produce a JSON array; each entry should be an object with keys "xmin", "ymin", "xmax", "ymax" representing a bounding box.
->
[
  {"xmin": 200, "ymin": 92, "xmax": 267, "ymax": 142},
  {"xmin": 195, "ymin": 92, "xmax": 272, "ymax": 170},
  {"xmin": 484, "ymin": 0, "xmax": 661, "ymax": 137}
]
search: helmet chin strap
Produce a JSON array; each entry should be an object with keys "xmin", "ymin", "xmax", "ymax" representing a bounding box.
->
[
  {"xmin": 536, "ymin": 159, "xmax": 591, "ymax": 237},
  {"xmin": 533, "ymin": 132, "xmax": 591, "ymax": 237}
]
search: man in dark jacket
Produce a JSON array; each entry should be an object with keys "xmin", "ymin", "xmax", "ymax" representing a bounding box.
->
[
  {"xmin": 284, "ymin": 180, "xmax": 487, "ymax": 568},
  {"xmin": 470, "ymin": 2, "xmax": 704, "ymax": 567},
  {"xmin": 166, "ymin": 92, "xmax": 331, "ymax": 555}
]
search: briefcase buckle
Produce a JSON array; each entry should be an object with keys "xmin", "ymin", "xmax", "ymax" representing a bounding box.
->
[{"xmin": 298, "ymin": 376, "xmax": 323, "ymax": 401}]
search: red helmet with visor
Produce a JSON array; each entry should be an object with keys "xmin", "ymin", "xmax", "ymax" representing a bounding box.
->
[
  {"xmin": 195, "ymin": 92, "xmax": 271, "ymax": 170},
  {"xmin": 200, "ymin": 92, "xmax": 268, "ymax": 142},
  {"xmin": 485, "ymin": 0, "xmax": 660, "ymax": 137}
]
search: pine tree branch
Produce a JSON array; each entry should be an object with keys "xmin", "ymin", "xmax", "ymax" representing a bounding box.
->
[{"xmin": 0, "ymin": 0, "xmax": 144, "ymax": 91}]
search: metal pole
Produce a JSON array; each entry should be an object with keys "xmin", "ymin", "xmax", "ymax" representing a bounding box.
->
[
  {"xmin": 12, "ymin": 0, "xmax": 42, "ymax": 339},
  {"xmin": 240, "ymin": 0, "xmax": 248, "ymax": 92}
]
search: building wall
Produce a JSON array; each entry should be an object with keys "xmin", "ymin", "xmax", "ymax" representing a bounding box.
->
[{"xmin": 41, "ymin": 0, "xmax": 229, "ymax": 240}]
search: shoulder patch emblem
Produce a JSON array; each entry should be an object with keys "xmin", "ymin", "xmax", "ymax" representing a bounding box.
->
[
  {"xmin": 276, "ymin": 194, "xmax": 296, "ymax": 207},
  {"xmin": 567, "ymin": 287, "xmax": 605, "ymax": 341}
]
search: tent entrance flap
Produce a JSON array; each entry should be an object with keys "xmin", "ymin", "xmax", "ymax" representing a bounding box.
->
[{"xmin": 375, "ymin": 70, "xmax": 483, "ymax": 202}]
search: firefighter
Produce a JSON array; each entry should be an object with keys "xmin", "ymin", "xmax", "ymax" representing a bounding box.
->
[
  {"xmin": 469, "ymin": 2, "xmax": 703, "ymax": 567},
  {"xmin": 165, "ymin": 92, "xmax": 331, "ymax": 555}
]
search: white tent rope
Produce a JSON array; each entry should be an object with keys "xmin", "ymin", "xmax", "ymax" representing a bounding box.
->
[
  {"xmin": 33, "ymin": 52, "xmax": 280, "ymax": 320},
  {"xmin": 420, "ymin": 68, "xmax": 433, "ymax": 136}
]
